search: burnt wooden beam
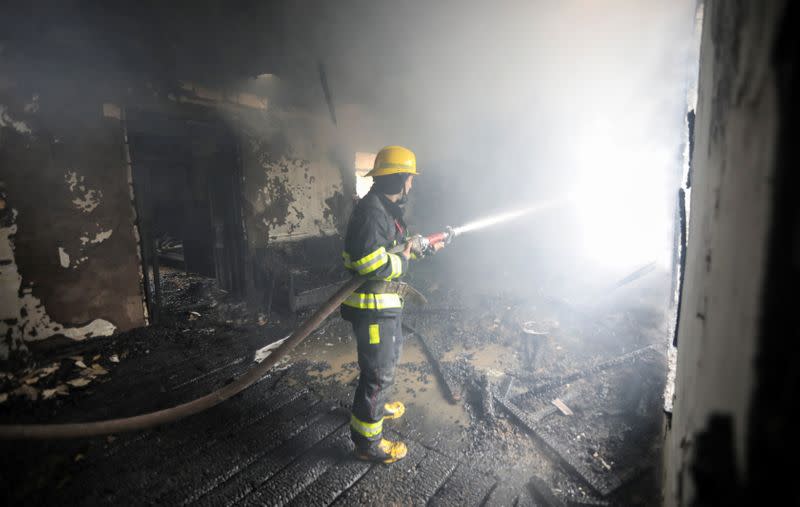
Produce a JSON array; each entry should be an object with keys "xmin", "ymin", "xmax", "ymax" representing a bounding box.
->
[
  {"xmin": 497, "ymin": 375, "xmax": 515, "ymax": 400},
  {"xmin": 514, "ymin": 344, "xmax": 658, "ymax": 396},
  {"xmin": 402, "ymin": 322, "xmax": 461, "ymax": 403},
  {"xmin": 494, "ymin": 394, "xmax": 627, "ymax": 497}
]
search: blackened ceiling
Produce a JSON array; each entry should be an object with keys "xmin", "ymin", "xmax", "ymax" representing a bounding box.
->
[{"xmin": 0, "ymin": 1, "xmax": 287, "ymax": 85}]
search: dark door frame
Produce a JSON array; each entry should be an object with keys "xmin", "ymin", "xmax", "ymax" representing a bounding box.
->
[{"xmin": 125, "ymin": 103, "xmax": 249, "ymax": 320}]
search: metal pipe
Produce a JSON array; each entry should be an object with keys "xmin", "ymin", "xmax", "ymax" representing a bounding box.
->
[{"xmin": 0, "ymin": 276, "xmax": 365, "ymax": 440}]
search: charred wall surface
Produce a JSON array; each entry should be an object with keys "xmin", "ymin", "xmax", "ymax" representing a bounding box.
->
[
  {"xmin": 0, "ymin": 72, "xmax": 359, "ymax": 359},
  {"xmin": 236, "ymin": 103, "xmax": 356, "ymax": 311},
  {"xmin": 239, "ymin": 108, "xmax": 351, "ymax": 250},
  {"xmin": 0, "ymin": 77, "xmax": 147, "ymax": 362},
  {"xmin": 664, "ymin": 2, "xmax": 797, "ymax": 506}
]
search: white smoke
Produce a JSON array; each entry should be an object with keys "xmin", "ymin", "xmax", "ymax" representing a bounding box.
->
[{"xmin": 284, "ymin": 0, "xmax": 698, "ymax": 282}]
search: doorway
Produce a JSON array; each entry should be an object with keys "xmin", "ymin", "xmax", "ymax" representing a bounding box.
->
[{"xmin": 126, "ymin": 108, "xmax": 246, "ymax": 321}]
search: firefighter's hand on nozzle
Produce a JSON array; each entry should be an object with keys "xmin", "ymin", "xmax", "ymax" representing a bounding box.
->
[
  {"xmin": 403, "ymin": 234, "xmax": 445, "ymax": 259},
  {"xmin": 401, "ymin": 240, "xmax": 413, "ymax": 260}
]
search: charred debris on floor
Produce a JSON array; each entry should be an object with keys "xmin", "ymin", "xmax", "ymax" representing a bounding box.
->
[
  {"xmin": 0, "ymin": 269, "xmax": 286, "ymax": 422},
  {"xmin": 1, "ymin": 265, "xmax": 668, "ymax": 506},
  {"xmin": 294, "ymin": 269, "xmax": 669, "ymax": 505}
]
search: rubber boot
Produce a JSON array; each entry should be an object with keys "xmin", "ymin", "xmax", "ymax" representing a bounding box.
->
[
  {"xmin": 354, "ymin": 438, "xmax": 408, "ymax": 464},
  {"xmin": 383, "ymin": 401, "xmax": 405, "ymax": 420}
]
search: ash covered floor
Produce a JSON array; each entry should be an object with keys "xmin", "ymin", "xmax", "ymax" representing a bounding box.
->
[{"xmin": 0, "ymin": 267, "xmax": 670, "ymax": 506}]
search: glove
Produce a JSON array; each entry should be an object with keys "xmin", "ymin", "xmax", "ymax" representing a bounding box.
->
[{"xmin": 408, "ymin": 235, "xmax": 434, "ymax": 258}]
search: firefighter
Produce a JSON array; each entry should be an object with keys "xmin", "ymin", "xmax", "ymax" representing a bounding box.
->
[{"xmin": 341, "ymin": 145, "xmax": 442, "ymax": 463}]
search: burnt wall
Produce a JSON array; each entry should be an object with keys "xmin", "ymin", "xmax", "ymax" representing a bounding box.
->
[
  {"xmin": 239, "ymin": 109, "xmax": 351, "ymax": 247},
  {"xmin": 237, "ymin": 103, "xmax": 355, "ymax": 279},
  {"xmin": 663, "ymin": 2, "xmax": 796, "ymax": 506},
  {"xmin": 0, "ymin": 76, "xmax": 146, "ymax": 361}
]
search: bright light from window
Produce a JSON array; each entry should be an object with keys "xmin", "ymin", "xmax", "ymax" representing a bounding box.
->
[{"xmin": 569, "ymin": 132, "xmax": 673, "ymax": 273}]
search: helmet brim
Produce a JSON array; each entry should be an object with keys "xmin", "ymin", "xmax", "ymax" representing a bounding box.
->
[{"xmin": 365, "ymin": 168, "xmax": 420, "ymax": 178}]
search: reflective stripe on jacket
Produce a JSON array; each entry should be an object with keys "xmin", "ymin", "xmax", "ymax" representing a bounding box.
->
[{"xmin": 341, "ymin": 190, "xmax": 408, "ymax": 319}]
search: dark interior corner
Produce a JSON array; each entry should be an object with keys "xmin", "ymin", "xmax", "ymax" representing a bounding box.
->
[{"xmin": 745, "ymin": 1, "xmax": 800, "ymax": 503}]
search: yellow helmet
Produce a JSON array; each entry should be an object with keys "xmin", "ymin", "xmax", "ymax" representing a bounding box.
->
[{"xmin": 366, "ymin": 145, "xmax": 418, "ymax": 177}]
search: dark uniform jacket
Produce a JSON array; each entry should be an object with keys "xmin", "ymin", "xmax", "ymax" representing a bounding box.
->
[{"xmin": 341, "ymin": 189, "xmax": 409, "ymax": 321}]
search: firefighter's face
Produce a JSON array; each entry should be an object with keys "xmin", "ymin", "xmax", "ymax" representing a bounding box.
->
[{"xmin": 404, "ymin": 175, "xmax": 414, "ymax": 195}]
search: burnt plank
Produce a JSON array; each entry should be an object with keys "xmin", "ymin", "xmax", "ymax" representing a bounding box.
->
[
  {"xmin": 565, "ymin": 495, "xmax": 611, "ymax": 506},
  {"xmin": 104, "ymin": 379, "xmax": 299, "ymax": 466},
  {"xmin": 403, "ymin": 322, "xmax": 461, "ymax": 402},
  {"xmin": 95, "ymin": 343, "xmax": 254, "ymax": 417},
  {"xmin": 428, "ymin": 461, "xmax": 498, "ymax": 506},
  {"xmin": 534, "ymin": 429, "xmax": 624, "ymax": 497},
  {"xmin": 285, "ymin": 451, "xmax": 373, "ymax": 507},
  {"xmin": 239, "ymin": 426, "xmax": 351, "ymax": 506},
  {"xmin": 514, "ymin": 487, "xmax": 538, "ymax": 507},
  {"xmin": 168, "ymin": 356, "xmax": 246, "ymax": 390},
  {"xmin": 498, "ymin": 375, "xmax": 515, "ymax": 400},
  {"xmin": 330, "ymin": 437, "xmax": 429, "ymax": 506},
  {"xmin": 477, "ymin": 373, "xmax": 496, "ymax": 422},
  {"xmin": 528, "ymin": 475, "xmax": 566, "ymax": 507},
  {"xmin": 378, "ymin": 445, "xmax": 459, "ymax": 505},
  {"xmin": 73, "ymin": 382, "xmax": 304, "ymax": 502},
  {"xmin": 486, "ymin": 479, "xmax": 525, "ymax": 507},
  {"xmin": 144, "ymin": 392, "xmax": 324, "ymax": 505},
  {"xmin": 493, "ymin": 390, "xmax": 553, "ymax": 430},
  {"xmin": 196, "ymin": 408, "xmax": 347, "ymax": 506},
  {"xmin": 516, "ymin": 345, "xmax": 658, "ymax": 397},
  {"xmin": 405, "ymin": 448, "xmax": 460, "ymax": 503},
  {"xmin": 494, "ymin": 396, "xmax": 625, "ymax": 497}
]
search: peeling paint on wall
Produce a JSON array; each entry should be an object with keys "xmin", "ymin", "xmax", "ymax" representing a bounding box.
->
[
  {"xmin": 246, "ymin": 136, "xmax": 342, "ymax": 242},
  {"xmin": 80, "ymin": 229, "xmax": 113, "ymax": 245},
  {"xmin": 1, "ymin": 83, "xmax": 147, "ymax": 354},
  {"xmin": 55, "ymin": 226, "xmax": 113, "ymax": 271},
  {"xmin": 65, "ymin": 170, "xmax": 103, "ymax": 213},
  {"xmin": 58, "ymin": 246, "xmax": 70, "ymax": 268},
  {"xmin": 0, "ymin": 208, "xmax": 116, "ymax": 359},
  {"xmin": 0, "ymin": 104, "xmax": 32, "ymax": 135}
]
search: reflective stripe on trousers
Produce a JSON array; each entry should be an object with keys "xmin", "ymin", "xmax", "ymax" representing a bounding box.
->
[{"xmin": 350, "ymin": 414, "xmax": 383, "ymax": 438}]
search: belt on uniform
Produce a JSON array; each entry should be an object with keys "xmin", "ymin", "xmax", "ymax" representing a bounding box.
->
[{"xmin": 358, "ymin": 281, "xmax": 428, "ymax": 307}]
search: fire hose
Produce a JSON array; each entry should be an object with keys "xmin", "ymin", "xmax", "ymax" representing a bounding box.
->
[
  {"xmin": 0, "ymin": 204, "xmax": 547, "ymax": 440},
  {"xmin": 0, "ymin": 277, "xmax": 365, "ymax": 440},
  {"xmin": 0, "ymin": 229, "xmax": 459, "ymax": 440}
]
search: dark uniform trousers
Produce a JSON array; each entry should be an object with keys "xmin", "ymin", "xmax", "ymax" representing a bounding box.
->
[{"xmin": 350, "ymin": 315, "xmax": 404, "ymax": 448}]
